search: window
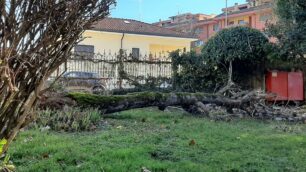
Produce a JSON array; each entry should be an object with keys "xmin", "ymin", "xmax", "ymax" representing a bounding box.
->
[
  {"xmin": 193, "ymin": 40, "xmax": 204, "ymax": 47},
  {"xmin": 228, "ymin": 21, "xmax": 235, "ymax": 25},
  {"xmin": 260, "ymin": 14, "xmax": 272, "ymax": 22},
  {"xmin": 64, "ymin": 72, "xmax": 78, "ymax": 78},
  {"xmin": 132, "ymin": 48, "xmax": 140, "ymax": 60},
  {"xmin": 213, "ymin": 24, "xmax": 220, "ymax": 31},
  {"xmin": 74, "ymin": 45, "xmax": 94, "ymax": 58},
  {"xmin": 238, "ymin": 20, "xmax": 245, "ymax": 25},
  {"xmin": 194, "ymin": 28, "xmax": 204, "ymax": 35},
  {"xmin": 238, "ymin": 6, "xmax": 248, "ymax": 10}
]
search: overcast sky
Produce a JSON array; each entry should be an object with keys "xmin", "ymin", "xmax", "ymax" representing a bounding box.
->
[{"xmin": 111, "ymin": 0, "xmax": 247, "ymax": 23}]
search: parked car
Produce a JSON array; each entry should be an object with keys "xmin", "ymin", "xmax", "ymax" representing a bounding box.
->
[{"xmin": 59, "ymin": 71, "xmax": 106, "ymax": 94}]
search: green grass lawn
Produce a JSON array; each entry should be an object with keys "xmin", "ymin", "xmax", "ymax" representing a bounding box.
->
[{"xmin": 9, "ymin": 108, "xmax": 306, "ymax": 172}]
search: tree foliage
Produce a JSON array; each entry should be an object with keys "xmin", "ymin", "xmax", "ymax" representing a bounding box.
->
[
  {"xmin": 172, "ymin": 27, "xmax": 269, "ymax": 92},
  {"xmin": 266, "ymin": 0, "xmax": 306, "ymax": 60},
  {"xmin": 171, "ymin": 51, "xmax": 227, "ymax": 92},
  {"xmin": 0, "ymin": 0, "xmax": 115, "ymax": 154},
  {"xmin": 202, "ymin": 27, "xmax": 268, "ymax": 63},
  {"xmin": 202, "ymin": 27, "xmax": 269, "ymax": 85}
]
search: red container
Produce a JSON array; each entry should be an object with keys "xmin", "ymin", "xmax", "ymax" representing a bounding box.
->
[
  {"xmin": 266, "ymin": 71, "xmax": 288, "ymax": 101},
  {"xmin": 288, "ymin": 72, "xmax": 304, "ymax": 101},
  {"xmin": 266, "ymin": 71, "xmax": 304, "ymax": 101}
]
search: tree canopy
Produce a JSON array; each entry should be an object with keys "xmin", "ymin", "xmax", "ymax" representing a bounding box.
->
[
  {"xmin": 266, "ymin": 0, "xmax": 306, "ymax": 59},
  {"xmin": 202, "ymin": 26, "xmax": 269, "ymax": 64},
  {"xmin": 202, "ymin": 26, "xmax": 269, "ymax": 86}
]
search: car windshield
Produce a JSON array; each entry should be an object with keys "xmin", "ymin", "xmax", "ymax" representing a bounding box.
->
[
  {"xmin": 64, "ymin": 72, "xmax": 100, "ymax": 78},
  {"xmin": 91, "ymin": 73, "xmax": 100, "ymax": 78}
]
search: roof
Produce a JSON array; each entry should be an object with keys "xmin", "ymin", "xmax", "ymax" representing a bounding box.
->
[
  {"xmin": 193, "ymin": 3, "xmax": 272, "ymax": 27},
  {"xmin": 216, "ymin": 3, "xmax": 272, "ymax": 18},
  {"xmin": 169, "ymin": 13, "xmax": 193, "ymax": 18},
  {"xmin": 221, "ymin": 3, "xmax": 250, "ymax": 12},
  {"xmin": 194, "ymin": 18, "xmax": 216, "ymax": 26},
  {"xmin": 91, "ymin": 18, "xmax": 196, "ymax": 39}
]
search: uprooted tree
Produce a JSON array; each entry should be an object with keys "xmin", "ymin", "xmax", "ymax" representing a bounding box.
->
[
  {"xmin": 0, "ymin": 0, "xmax": 115, "ymax": 154},
  {"xmin": 41, "ymin": 92, "xmax": 306, "ymax": 124}
]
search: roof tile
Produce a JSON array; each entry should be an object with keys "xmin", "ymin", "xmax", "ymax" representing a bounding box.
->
[{"xmin": 91, "ymin": 18, "xmax": 196, "ymax": 39}]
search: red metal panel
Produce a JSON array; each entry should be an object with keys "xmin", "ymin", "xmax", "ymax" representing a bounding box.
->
[
  {"xmin": 266, "ymin": 71, "xmax": 288, "ymax": 101},
  {"xmin": 288, "ymin": 72, "xmax": 304, "ymax": 101}
]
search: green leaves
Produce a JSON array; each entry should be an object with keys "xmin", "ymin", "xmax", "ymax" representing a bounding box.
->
[
  {"xmin": 201, "ymin": 27, "xmax": 269, "ymax": 87},
  {"xmin": 0, "ymin": 139, "xmax": 7, "ymax": 154},
  {"xmin": 266, "ymin": 0, "xmax": 306, "ymax": 59},
  {"xmin": 203, "ymin": 26, "xmax": 269, "ymax": 63},
  {"xmin": 171, "ymin": 51, "xmax": 227, "ymax": 92},
  {"xmin": 0, "ymin": 153, "xmax": 16, "ymax": 172},
  {"xmin": 172, "ymin": 27, "xmax": 270, "ymax": 92}
]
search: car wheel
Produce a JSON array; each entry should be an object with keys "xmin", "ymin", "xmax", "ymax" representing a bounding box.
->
[{"xmin": 92, "ymin": 86, "xmax": 105, "ymax": 94}]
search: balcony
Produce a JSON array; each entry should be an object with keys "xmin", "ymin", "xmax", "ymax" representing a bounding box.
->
[{"xmin": 227, "ymin": 22, "xmax": 250, "ymax": 28}]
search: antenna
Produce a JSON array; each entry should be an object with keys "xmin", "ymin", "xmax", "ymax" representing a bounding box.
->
[
  {"xmin": 138, "ymin": 0, "xmax": 143, "ymax": 21},
  {"xmin": 176, "ymin": 4, "xmax": 181, "ymax": 15}
]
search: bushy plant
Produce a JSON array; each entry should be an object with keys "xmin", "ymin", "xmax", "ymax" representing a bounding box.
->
[
  {"xmin": 0, "ymin": 154, "xmax": 15, "ymax": 172},
  {"xmin": 171, "ymin": 51, "xmax": 227, "ymax": 92},
  {"xmin": 0, "ymin": 140, "xmax": 15, "ymax": 172},
  {"xmin": 33, "ymin": 107, "xmax": 102, "ymax": 132}
]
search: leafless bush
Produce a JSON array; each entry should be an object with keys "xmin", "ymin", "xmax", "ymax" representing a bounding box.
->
[{"xmin": 0, "ymin": 0, "xmax": 115, "ymax": 153}]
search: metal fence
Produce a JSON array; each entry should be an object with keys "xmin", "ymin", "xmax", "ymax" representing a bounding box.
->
[{"xmin": 51, "ymin": 50, "xmax": 173, "ymax": 90}]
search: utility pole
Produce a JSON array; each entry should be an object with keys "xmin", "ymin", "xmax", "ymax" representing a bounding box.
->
[
  {"xmin": 138, "ymin": 0, "xmax": 143, "ymax": 21},
  {"xmin": 225, "ymin": 0, "xmax": 228, "ymax": 28}
]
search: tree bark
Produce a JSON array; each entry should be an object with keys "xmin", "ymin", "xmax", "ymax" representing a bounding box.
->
[
  {"xmin": 228, "ymin": 60, "xmax": 233, "ymax": 85},
  {"xmin": 67, "ymin": 92, "xmax": 257, "ymax": 114},
  {"xmin": 42, "ymin": 91, "xmax": 306, "ymax": 125}
]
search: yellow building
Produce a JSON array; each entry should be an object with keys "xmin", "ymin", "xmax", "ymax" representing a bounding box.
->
[
  {"xmin": 54, "ymin": 18, "xmax": 196, "ymax": 90},
  {"xmin": 77, "ymin": 18, "xmax": 197, "ymax": 58}
]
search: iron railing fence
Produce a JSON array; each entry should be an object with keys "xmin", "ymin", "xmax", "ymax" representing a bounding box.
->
[{"xmin": 51, "ymin": 50, "xmax": 174, "ymax": 91}]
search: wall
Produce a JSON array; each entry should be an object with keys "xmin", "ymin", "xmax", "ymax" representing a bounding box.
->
[
  {"xmin": 197, "ymin": 8, "xmax": 273, "ymax": 43},
  {"xmin": 149, "ymin": 44, "xmax": 186, "ymax": 56},
  {"xmin": 80, "ymin": 30, "xmax": 194, "ymax": 56},
  {"xmin": 227, "ymin": 16, "xmax": 251, "ymax": 26},
  {"xmin": 253, "ymin": 9, "xmax": 273, "ymax": 30}
]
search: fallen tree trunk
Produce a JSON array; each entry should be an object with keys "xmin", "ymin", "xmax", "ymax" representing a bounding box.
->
[
  {"xmin": 67, "ymin": 92, "xmax": 258, "ymax": 114},
  {"xmin": 39, "ymin": 91, "xmax": 306, "ymax": 123}
]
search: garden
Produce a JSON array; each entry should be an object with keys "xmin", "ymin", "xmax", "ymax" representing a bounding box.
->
[
  {"xmin": 1, "ymin": 0, "xmax": 306, "ymax": 171},
  {"xmin": 10, "ymin": 108, "xmax": 306, "ymax": 171}
]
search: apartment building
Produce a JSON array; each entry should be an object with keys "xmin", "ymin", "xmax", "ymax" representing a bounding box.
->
[
  {"xmin": 153, "ymin": 13, "xmax": 216, "ymax": 34},
  {"xmin": 154, "ymin": 0, "xmax": 274, "ymax": 49},
  {"xmin": 194, "ymin": 0, "xmax": 274, "ymax": 44}
]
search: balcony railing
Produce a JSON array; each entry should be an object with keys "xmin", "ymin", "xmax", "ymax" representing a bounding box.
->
[{"xmin": 227, "ymin": 22, "xmax": 250, "ymax": 28}]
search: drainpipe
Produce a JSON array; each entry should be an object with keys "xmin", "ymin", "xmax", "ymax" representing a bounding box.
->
[
  {"xmin": 118, "ymin": 33, "xmax": 125, "ymax": 89},
  {"xmin": 120, "ymin": 33, "xmax": 125, "ymax": 50}
]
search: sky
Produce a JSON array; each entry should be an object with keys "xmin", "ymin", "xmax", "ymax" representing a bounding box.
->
[{"xmin": 111, "ymin": 0, "xmax": 246, "ymax": 23}]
